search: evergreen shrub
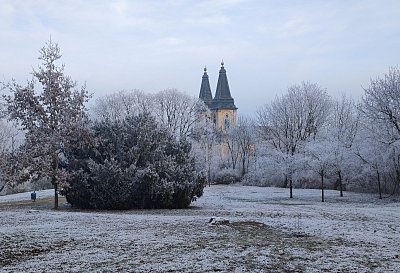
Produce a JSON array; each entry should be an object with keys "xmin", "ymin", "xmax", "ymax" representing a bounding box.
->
[{"xmin": 64, "ymin": 113, "xmax": 205, "ymax": 209}]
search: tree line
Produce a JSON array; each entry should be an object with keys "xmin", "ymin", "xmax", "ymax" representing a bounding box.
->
[
  {"xmin": 1, "ymin": 40, "xmax": 399, "ymax": 208},
  {"xmin": 245, "ymin": 75, "xmax": 400, "ymax": 201}
]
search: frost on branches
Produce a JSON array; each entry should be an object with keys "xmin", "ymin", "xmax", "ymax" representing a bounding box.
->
[
  {"xmin": 64, "ymin": 113, "xmax": 206, "ymax": 210},
  {"xmin": 3, "ymin": 39, "xmax": 90, "ymax": 208},
  {"xmin": 92, "ymin": 88, "xmax": 208, "ymax": 140}
]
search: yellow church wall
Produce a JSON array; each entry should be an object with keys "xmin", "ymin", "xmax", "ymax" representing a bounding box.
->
[{"xmin": 214, "ymin": 109, "xmax": 237, "ymax": 131}]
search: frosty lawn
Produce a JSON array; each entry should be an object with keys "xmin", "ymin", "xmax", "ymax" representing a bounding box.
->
[{"xmin": 0, "ymin": 185, "xmax": 399, "ymax": 273}]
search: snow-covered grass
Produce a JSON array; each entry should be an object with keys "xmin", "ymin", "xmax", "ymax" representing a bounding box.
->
[
  {"xmin": 0, "ymin": 189, "xmax": 54, "ymax": 203},
  {"xmin": 0, "ymin": 185, "xmax": 399, "ymax": 272}
]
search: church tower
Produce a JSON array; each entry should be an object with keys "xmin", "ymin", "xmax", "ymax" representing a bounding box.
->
[
  {"xmin": 199, "ymin": 67, "xmax": 213, "ymax": 108},
  {"xmin": 210, "ymin": 61, "xmax": 237, "ymax": 131}
]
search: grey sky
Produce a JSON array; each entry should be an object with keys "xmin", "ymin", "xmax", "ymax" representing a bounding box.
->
[{"xmin": 1, "ymin": 0, "xmax": 400, "ymax": 116}]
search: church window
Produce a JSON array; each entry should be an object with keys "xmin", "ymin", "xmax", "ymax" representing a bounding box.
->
[{"xmin": 224, "ymin": 114, "xmax": 230, "ymax": 130}]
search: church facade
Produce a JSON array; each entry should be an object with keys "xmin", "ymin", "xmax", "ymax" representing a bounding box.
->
[{"xmin": 199, "ymin": 61, "xmax": 237, "ymax": 131}]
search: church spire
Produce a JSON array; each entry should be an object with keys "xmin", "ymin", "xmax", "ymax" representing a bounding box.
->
[
  {"xmin": 199, "ymin": 66, "xmax": 213, "ymax": 107},
  {"xmin": 210, "ymin": 61, "xmax": 237, "ymax": 110}
]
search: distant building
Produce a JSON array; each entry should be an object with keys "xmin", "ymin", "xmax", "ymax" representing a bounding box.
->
[{"xmin": 199, "ymin": 61, "xmax": 237, "ymax": 131}]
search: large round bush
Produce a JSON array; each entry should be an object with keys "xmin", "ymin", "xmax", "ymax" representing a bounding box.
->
[{"xmin": 64, "ymin": 113, "xmax": 205, "ymax": 209}]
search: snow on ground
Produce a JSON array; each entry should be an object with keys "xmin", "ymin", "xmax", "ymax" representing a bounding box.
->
[
  {"xmin": 0, "ymin": 185, "xmax": 399, "ymax": 272},
  {"xmin": 0, "ymin": 189, "xmax": 53, "ymax": 203}
]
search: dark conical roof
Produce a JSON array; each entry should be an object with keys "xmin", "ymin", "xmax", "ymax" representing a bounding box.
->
[
  {"xmin": 210, "ymin": 61, "xmax": 237, "ymax": 110},
  {"xmin": 199, "ymin": 67, "xmax": 213, "ymax": 107}
]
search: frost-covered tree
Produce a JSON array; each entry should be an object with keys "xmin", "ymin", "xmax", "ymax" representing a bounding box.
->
[
  {"xmin": 92, "ymin": 89, "xmax": 150, "ymax": 121},
  {"xmin": 224, "ymin": 116, "xmax": 256, "ymax": 176},
  {"xmin": 243, "ymin": 146, "xmax": 285, "ymax": 187},
  {"xmin": 92, "ymin": 89, "xmax": 206, "ymax": 140},
  {"xmin": 0, "ymin": 120, "xmax": 21, "ymax": 194},
  {"xmin": 329, "ymin": 95, "xmax": 359, "ymax": 196},
  {"xmin": 2, "ymin": 39, "xmax": 90, "ymax": 208},
  {"xmin": 152, "ymin": 89, "xmax": 207, "ymax": 139},
  {"xmin": 0, "ymin": 93, "xmax": 25, "ymax": 194},
  {"xmin": 360, "ymin": 66, "xmax": 400, "ymax": 143},
  {"xmin": 258, "ymin": 82, "xmax": 331, "ymax": 155},
  {"xmin": 236, "ymin": 117, "xmax": 256, "ymax": 176},
  {"xmin": 0, "ymin": 98, "xmax": 16, "ymax": 156},
  {"xmin": 386, "ymin": 139, "xmax": 400, "ymax": 194},
  {"xmin": 305, "ymin": 138, "xmax": 335, "ymax": 202},
  {"xmin": 353, "ymin": 130, "xmax": 386, "ymax": 198},
  {"xmin": 224, "ymin": 129, "xmax": 240, "ymax": 171},
  {"xmin": 64, "ymin": 113, "xmax": 205, "ymax": 209},
  {"xmin": 257, "ymin": 82, "xmax": 331, "ymax": 197},
  {"xmin": 190, "ymin": 109, "xmax": 216, "ymax": 184},
  {"xmin": 358, "ymin": 67, "xmax": 400, "ymax": 194}
]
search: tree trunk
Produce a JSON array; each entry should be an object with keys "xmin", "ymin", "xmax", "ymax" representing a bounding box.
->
[
  {"xmin": 208, "ymin": 166, "xmax": 211, "ymax": 187},
  {"xmin": 289, "ymin": 176, "xmax": 293, "ymax": 199},
  {"xmin": 246, "ymin": 155, "xmax": 250, "ymax": 176},
  {"xmin": 377, "ymin": 170, "xmax": 382, "ymax": 200},
  {"xmin": 241, "ymin": 156, "xmax": 246, "ymax": 177},
  {"xmin": 54, "ymin": 183, "xmax": 59, "ymax": 209},
  {"xmin": 394, "ymin": 169, "xmax": 400, "ymax": 195},
  {"xmin": 283, "ymin": 175, "xmax": 288, "ymax": 188},
  {"xmin": 338, "ymin": 170, "xmax": 343, "ymax": 197},
  {"xmin": 52, "ymin": 152, "xmax": 59, "ymax": 209},
  {"xmin": 321, "ymin": 172, "xmax": 325, "ymax": 202}
]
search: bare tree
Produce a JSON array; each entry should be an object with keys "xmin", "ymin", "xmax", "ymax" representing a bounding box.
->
[
  {"xmin": 359, "ymin": 67, "xmax": 400, "ymax": 193},
  {"xmin": 257, "ymin": 81, "xmax": 331, "ymax": 197},
  {"xmin": 224, "ymin": 129, "xmax": 240, "ymax": 170},
  {"xmin": 305, "ymin": 138, "xmax": 335, "ymax": 202},
  {"xmin": 360, "ymin": 66, "xmax": 400, "ymax": 142},
  {"xmin": 191, "ymin": 109, "xmax": 216, "ymax": 184},
  {"xmin": 93, "ymin": 89, "xmax": 206, "ymax": 140},
  {"xmin": 0, "ymin": 99, "xmax": 18, "ymax": 156},
  {"xmin": 227, "ymin": 116, "xmax": 256, "ymax": 177},
  {"xmin": 0, "ymin": 118, "xmax": 21, "ymax": 194},
  {"xmin": 353, "ymin": 131, "xmax": 386, "ymax": 199},
  {"xmin": 92, "ymin": 89, "xmax": 150, "ymax": 121},
  {"xmin": 3, "ymin": 39, "xmax": 90, "ymax": 208},
  {"xmin": 152, "ymin": 89, "xmax": 207, "ymax": 139},
  {"xmin": 258, "ymin": 82, "xmax": 331, "ymax": 156},
  {"xmin": 330, "ymin": 95, "xmax": 359, "ymax": 196}
]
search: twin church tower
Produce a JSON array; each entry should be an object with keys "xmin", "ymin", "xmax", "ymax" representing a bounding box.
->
[{"xmin": 199, "ymin": 61, "xmax": 237, "ymax": 131}]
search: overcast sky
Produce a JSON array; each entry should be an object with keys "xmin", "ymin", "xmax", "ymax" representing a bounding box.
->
[{"xmin": 1, "ymin": 0, "xmax": 400, "ymax": 116}]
